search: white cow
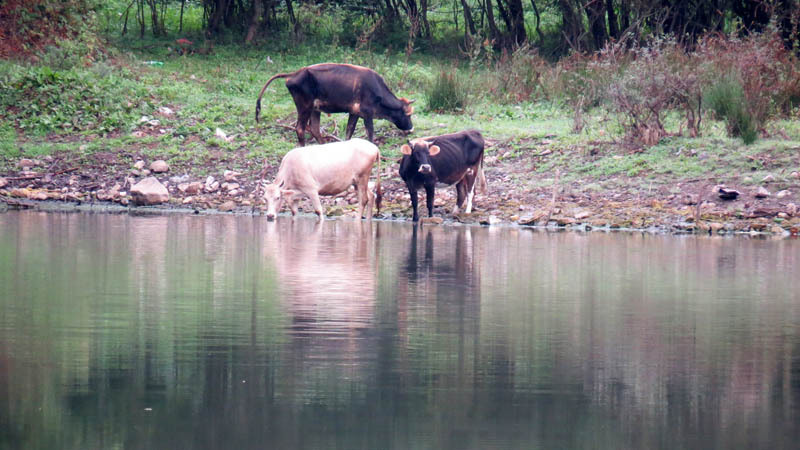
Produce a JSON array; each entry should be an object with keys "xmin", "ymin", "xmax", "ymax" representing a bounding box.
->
[{"xmin": 263, "ymin": 138, "xmax": 382, "ymax": 220}]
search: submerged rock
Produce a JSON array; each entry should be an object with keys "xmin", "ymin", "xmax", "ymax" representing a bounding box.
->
[
  {"xmin": 421, "ymin": 217, "xmax": 443, "ymax": 225},
  {"xmin": 218, "ymin": 200, "xmax": 236, "ymax": 212},
  {"xmin": 130, "ymin": 177, "xmax": 169, "ymax": 205}
]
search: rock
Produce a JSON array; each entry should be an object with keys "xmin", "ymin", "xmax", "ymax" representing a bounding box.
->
[
  {"xmin": 149, "ymin": 160, "xmax": 169, "ymax": 173},
  {"xmin": 205, "ymin": 181, "xmax": 219, "ymax": 193},
  {"xmin": 215, "ymin": 128, "xmax": 233, "ymax": 142},
  {"xmin": 574, "ymin": 210, "xmax": 592, "ymax": 220},
  {"xmin": 328, "ymin": 206, "xmax": 345, "ymax": 216},
  {"xmin": 787, "ymin": 203, "xmax": 797, "ymax": 216},
  {"xmin": 222, "ymin": 182, "xmax": 240, "ymax": 191},
  {"xmin": 218, "ymin": 200, "xmax": 236, "ymax": 212},
  {"xmin": 182, "ymin": 196, "xmax": 194, "ymax": 204},
  {"xmin": 791, "ymin": 171, "xmax": 799, "ymax": 179},
  {"xmin": 9, "ymin": 188, "xmax": 30, "ymax": 198},
  {"xmin": 0, "ymin": 178, "xmax": 7, "ymax": 189},
  {"xmin": 770, "ymin": 226, "xmax": 786, "ymax": 235},
  {"xmin": 141, "ymin": 169, "xmax": 151, "ymax": 176},
  {"xmin": 18, "ymin": 158, "xmax": 37, "ymax": 168},
  {"xmin": 130, "ymin": 177, "xmax": 169, "ymax": 205},
  {"xmin": 709, "ymin": 222, "xmax": 724, "ymax": 234},
  {"xmin": 682, "ymin": 193, "xmax": 699, "ymax": 205},
  {"xmin": 718, "ymin": 187, "xmax": 740, "ymax": 200},
  {"xmin": 778, "ymin": 212, "xmax": 789, "ymax": 219},
  {"xmin": 178, "ymin": 181, "xmax": 202, "ymax": 195},
  {"xmin": 762, "ymin": 174, "xmax": 775, "ymax": 183},
  {"xmin": 556, "ymin": 217, "xmax": 576, "ymax": 226},
  {"xmin": 158, "ymin": 106, "xmax": 174, "ymax": 116},
  {"xmin": 169, "ymin": 174, "xmax": 190, "ymax": 184},
  {"xmin": 749, "ymin": 222, "xmax": 767, "ymax": 232},
  {"xmin": 776, "ymin": 190, "xmax": 791, "ymax": 199},
  {"xmin": 754, "ymin": 186, "xmax": 771, "ymax": 198},
  {"xmin": 421, "ymin": 217, "xmax": 443, "ymax": 225},
  {"xmin": 134, "ymin": 160, "xmax": 146, "ymax": 170},
  {"xmin": 224, "ymin": 170, "xmax": 241, "ymax": 182},
  {"xmin": 228, "ymin": 189, "xmax": 239, "ymax": 196}
]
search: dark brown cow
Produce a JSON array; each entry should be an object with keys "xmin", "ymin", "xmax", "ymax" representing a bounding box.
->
[
  {"xmin": 255, "ymin": 63, "xmax": 414, "ymax": 145},
  {"xmin": 399, "ymin": 129, "xmax": 487, "ymax": 222}
]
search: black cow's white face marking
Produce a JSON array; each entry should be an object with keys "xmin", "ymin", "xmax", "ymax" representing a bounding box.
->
[{"xmin": 401, "ymin": 141, "xmax": 440, "ymax": 176}]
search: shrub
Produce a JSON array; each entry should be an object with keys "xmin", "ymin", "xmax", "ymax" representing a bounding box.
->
[
  {"xmin": 704, "ymin": 76, "xmax": 758, "ymax": 144},
  {"xmin": 487, "ymin": 44, "xmax": 549, "ymax": 103},
  {"xmin": 425, "ymin": 70, "xmax": 468, "ymax": 112},
  {"xmin": 696, "ymin": 28, "xmax": 800, "ymax": 132}
]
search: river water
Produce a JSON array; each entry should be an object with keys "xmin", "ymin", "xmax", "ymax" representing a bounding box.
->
[{"xmin": 1, "ymin": 211, "xmax": 799, "ymax": 449}]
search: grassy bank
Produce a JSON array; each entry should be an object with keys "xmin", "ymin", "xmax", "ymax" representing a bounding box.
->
[{"xmin": 1, "ymin": 38, "xmax": 800, "ymax": 233}]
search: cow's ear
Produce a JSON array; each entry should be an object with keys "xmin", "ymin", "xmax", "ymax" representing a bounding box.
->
[
  {"xmin": 428, "ymin": 145, "xmax": 441, "ymax": 156},
  {"xmin": 400, "ymin": 144, "xmax": 412, "ymax": 155},
  {"xmin": 281, "ymin": 189, "xmax": 297, "ymax": 198}
]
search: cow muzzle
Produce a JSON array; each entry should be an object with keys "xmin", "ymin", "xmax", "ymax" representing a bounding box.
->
[
  {"xmin": 418, "ymin": 164, "xmax": 432, "ymax": 174},
  {"xmin": 266, "ymin": 213, "xmax": 276, "ymax": 221}
]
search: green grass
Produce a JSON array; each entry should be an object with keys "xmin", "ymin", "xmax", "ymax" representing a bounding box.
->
[{"xmin": 3, "ymin": 37, "xmax": 800, "ymax": 191}]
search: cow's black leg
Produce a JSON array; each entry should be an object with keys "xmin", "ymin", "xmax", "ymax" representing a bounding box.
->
[
  {"xmin": 425, "ymin": 184, "xmax": 435, "ymax": 218},
  {"xmin": 455, "ymin": 181, "xmax": 467, "ymax": 214},
  {"xmin": 309, "ymin": 111, "xmax": 325, "ymax": 144},
  {"xmin": 408, "ymin": 185, "xmax": 419, "ymax": 222},
  {"xmin": 363, "ymin": 116, "xmax": 375, "ymax": 143},
  {"xmin": 345, "ymin": 114, "xmax": 359, "ymax": 140},
  {"xmin": 295, "ymin": 109, "xmax": 311, "ymax": 146}
]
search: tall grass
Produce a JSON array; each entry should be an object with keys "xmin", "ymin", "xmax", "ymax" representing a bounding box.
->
[
  {"xmin": 425, "ymin": 71, "xmax": 468, "ymax": 112},
  {"xmin": 704, "ymin": 76, "xmax": 758, "ymax": 144}
]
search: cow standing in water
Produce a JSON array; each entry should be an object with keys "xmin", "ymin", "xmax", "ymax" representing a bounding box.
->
[
  {"xmin": 399, "ymin": 129, "xmax": 487, "ymax": 222},
  {"xmin": 255, "ymin": 63, "xmax": 414, "ymax": 145},
  {"xmin": 262, "ymin": 139, "xmax": 382, "ymax": 221}
]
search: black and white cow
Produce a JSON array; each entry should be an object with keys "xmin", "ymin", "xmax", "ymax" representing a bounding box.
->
[{"xmin": 399, "ymin": 129, "xmax": 487, "ymax": 222}]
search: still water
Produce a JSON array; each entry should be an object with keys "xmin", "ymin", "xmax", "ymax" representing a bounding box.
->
[{"xmin": 1, "ymin": 211, "xmax": 799, "ymax": 449}]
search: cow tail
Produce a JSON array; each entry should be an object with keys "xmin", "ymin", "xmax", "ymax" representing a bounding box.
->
[
  {"xmin": 255, "ymin": 72, "xmax": 293, "ymax": 123},
  {"xmin": 375, "ymin": 151, "xmax": 383, "ymax": 215},
  {"xmin": 478, "ymin": 152, "xmax": 488, "ymax": 194}
]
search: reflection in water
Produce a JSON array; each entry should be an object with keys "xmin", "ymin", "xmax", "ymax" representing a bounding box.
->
[{"xmin": 1, "ymin": 211, "xmax": 800, "ymax": 449}]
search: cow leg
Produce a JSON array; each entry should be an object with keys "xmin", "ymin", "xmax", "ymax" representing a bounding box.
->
[
  {"xmin": 408, "ymin": 186, "xmax": 420, "ymax": 222},
  {"xmin": 363, "ymin": 116, "xmax": 375, "ymax": 143},
  {"xmin": 345, "ymin": 114, "xmax": 359, "ymax": 140},
  {"xmin": 309, "ymin": 111, "xmax": 325, "ymax": 144},
  {"xmin": 289, "ymin": 197, "xmax": 299, "ymax": 216},
  {"xmin": 295, "ymin": 109, "xmax": 311, "ymax": 146},
  {"xmin": 454, "ymin": 182, "xmax": 467, "ymax": 215},
  {"xmin": 464, "ymin": 166, "xmax": 479, "ymax": 213},
  {"xmin": 308, "ymin": 191, "xmax": 325, "ymax": 221},
  {"xmin": 425, "ymin": 184, "xmax": 435, "ymax": 218}
]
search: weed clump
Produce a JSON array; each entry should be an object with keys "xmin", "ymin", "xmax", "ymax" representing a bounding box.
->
[
  {"xmin": 426, "ymin": 71, "xmax": 467, "ymax": 113},
  {"xmin": 704, "ymin": 76, "xmax": 758, "ymax": 144}
]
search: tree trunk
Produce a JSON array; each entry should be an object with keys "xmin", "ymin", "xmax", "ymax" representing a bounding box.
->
[
  {"xmin": 460, "ymin": 0, "xmax": 477, "ymax": 36},
  {"xmin": 584, "ymin": 0, "xmax": 608, "ymax": 50},
  {"xmin": 179, "ymin": 0, "xmax": 186, "ymax": 33},
  {"xmin": 530, "ymin": 0, "xmax": 543, "ymax": 42},
  {"xmin": 485, "ymin": 0, "xmax": 501, "ymax": 46},
  {"xmin": 245, "ymin": 0, "xmax": 264, "ymax": 43},
  {"xmin": 285, "ymin": 0, "xmax": 298, "ymax": 34},
  {"xmin": 420, "ymin": 0, "xmax": 431, "ymax": 38},
  {"xmin": 606, "ymin": 0, "xmax": 618, "ymax": 39},
  {"xmin": 558, "ymin": 0, "xmax": 584, "ymax": 51},
  {"xmin": 506, "ymin": 0, "xmax": 526, "ymax": 46}
]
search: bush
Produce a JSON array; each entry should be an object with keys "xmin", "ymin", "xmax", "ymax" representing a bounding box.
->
[
  {"xmin": 704, "ymin": 76, "xmax": 758, "ymax": 144},
  {"xmin": 425, "ymin": 70, "xmax": 468, "ymax": 112},
  {"xmin": 697, "ymin": 28, "xmax": 800, "ymax": 132}
]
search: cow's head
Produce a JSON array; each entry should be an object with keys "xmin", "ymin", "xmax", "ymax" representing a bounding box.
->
[
  {"xmin": 381, "ymin": 97, "xmax": 415, "ymax": 133},
  {"xmin": 401, "ymin": 139, "xmax": 440, "ymax": 175},
  {"xmin": 262, "ymin": 181, "xmax": 296, "ymax": 220}
]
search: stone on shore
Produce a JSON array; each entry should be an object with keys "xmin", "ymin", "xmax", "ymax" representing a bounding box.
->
[
  {"xmin": 149, "ymin": 160, "xmax": 169, "ymax": 173},
  {"xmin": 130, "ymin": 177, "xmax": 169, "ymax": 205}
]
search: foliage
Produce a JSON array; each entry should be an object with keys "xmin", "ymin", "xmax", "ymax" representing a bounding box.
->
[
  {"xmin": 0, "ymin": 62, "xmax": 148, "ymax": 135},
  {"xmin": 697, "ymin": 29, "xmax": 800, "ymax": 134},
  {"xmin": 425, "ymin": 70, "xmax": 468, "ymax": 113},
  {"xmin": 704, "ymin": 76, "xmax": 758, "ymax": 144}
]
